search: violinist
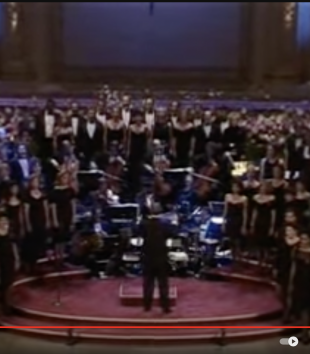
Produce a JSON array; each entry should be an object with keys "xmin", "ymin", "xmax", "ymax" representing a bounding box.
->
[
  {"xmin": 193, "ymin": 148, "xmax": 219, "ymax": 204},
  {"xmin": 146, "ymin": 139, "xmax": 171, "ymax": 174},
  {"xmin": 105, "ymin": 140, "xmax": 125, "ymax": 195},
  {"xmin": 153, "ymin": 174, "xmax": 173, "ymax": 211}
]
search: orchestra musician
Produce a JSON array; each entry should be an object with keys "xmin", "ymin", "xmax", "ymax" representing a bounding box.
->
[
  {"xmin": 104, "ymin": 140, "xmax": 125, "ymax": 195},
  {"xmin": 193, "ymin": 148, "xmax": 220, "ymax": 204}
]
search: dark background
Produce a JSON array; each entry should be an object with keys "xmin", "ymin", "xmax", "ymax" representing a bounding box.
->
[{"xmin": 63, "ymin": 2, "xmax": 242, "ymax": 70}]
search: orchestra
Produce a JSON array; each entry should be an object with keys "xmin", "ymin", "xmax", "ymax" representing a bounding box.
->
[{"xmin": 1, "ymin": 89, "xmax": 310, "ymax": 342}]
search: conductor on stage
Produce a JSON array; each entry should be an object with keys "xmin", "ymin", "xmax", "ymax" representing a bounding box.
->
[{"xmin": 141, "ymin": 202, "xmax": 171, "ymax": 313}]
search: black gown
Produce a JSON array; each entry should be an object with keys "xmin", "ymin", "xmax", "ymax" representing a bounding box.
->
[
  {"xmin": 129, "ymin": 129, "xmax": 147, "ymax": 162},
  {"xmin": 0, "ymin": 234, "xmax": 15, "ymax": 309},
  {"xmin": 23, "ymin": 193, "xmax": 48, "ymax": 265},
  {"xmin": 106, "ymin": 126, "xmax": 124, "ymax": 149},
  {"xmin": 261, "ymin": 158, "xmax": 278, "ymax": 180},
  {"xmin": 0, "ymin": 180, "xmax": 11, "ymax": 202},
  {"xmin": 253, "ymin": 199, "xmax": 274, "ymax": 249},
  {"xmin": 6, "ymin": 203, "xmax": 23, "ymax": 242},
  {"xmin": 273, "ymin": 183, "xmax": 286, "ymax": 232},
  {"xmin": 56, "ymin": 128, "xmax": 72, "ymax": 151},
  {"xmin": 290, "ymin": 250, "xmax": 310, "ymax": 317},
  {"xmin": 294, "ymin": 198, "xmax": 309, "ymax": 228},
  {"xmin": 153, "ymin": 123, "xmax": 170, "ymax": 149},
  {"xmin": 225, "ymin": 201, "xmax": 244, "ymax": 244},
  {"xmin": 276, "ymin": 229, "xmax": 296, "ymax": 302},
  {"xmin": 51, "ymin": 187, "xmax": 75, "ymax": 244},
  {"xmin": 173, "ymin": 127, "xmax": 193, "ymax": 167},
  {"xmin": 244, "ymin": 184, "xmax": 259, "ymax": 231}
]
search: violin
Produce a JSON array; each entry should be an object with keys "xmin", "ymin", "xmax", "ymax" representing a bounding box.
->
[
  {"xmin": 153, "ymin": 155, "xmax": 170, "ymax": 174},
  {"xmin": 61, "ymin": 158, "xmax": 79, "ymax": 192},
  {"xmin": 153, "ymin": 174, "xmax": 172, "ymax": 197},
  {"xmin": 106, "ymin": 156, "xmax": 124, "ymax": 194},
  {"xmin": 194, "ymin": 161, "xmax": 219, "ymax": 198}
]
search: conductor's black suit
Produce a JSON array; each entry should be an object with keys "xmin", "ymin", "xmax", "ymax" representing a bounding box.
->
[{"xmin": 141, "ymin": 216, "xmax": 171, "ymax": 313}]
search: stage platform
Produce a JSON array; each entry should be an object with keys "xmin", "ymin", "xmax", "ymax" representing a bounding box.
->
[
  {"xmin": 1, "ymin": 260, "xmax": 292, "ymax": 345},
  {"xmin": 119, "ymin": 283, "xmax": 177, "ymax": 307}
]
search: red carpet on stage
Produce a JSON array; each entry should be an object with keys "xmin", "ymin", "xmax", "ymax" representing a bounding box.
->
[
  {"xmin": 3, "ymin": 269, "xmax": 288, "ymax": 344},
  {"xmin": 11, "ymin": 276, "xmax": 281, "ymax": 320},
  {"xmin": 120, "ymin": 282, "xmax": 178, "ymax": 306}
]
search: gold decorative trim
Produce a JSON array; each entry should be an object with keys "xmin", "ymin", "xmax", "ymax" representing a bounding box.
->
[
  {"xmin": 7, "ymin": 2, "xmax": 19, "ymax": 33},
  {"xmin": 284, "ymin": 2, "xmax": 296, "ymax": 30}
]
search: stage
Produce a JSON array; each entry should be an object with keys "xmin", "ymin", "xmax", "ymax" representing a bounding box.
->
[{"xmin": 2, "ymin": 262, "xmax": 291, "ymax": 345}]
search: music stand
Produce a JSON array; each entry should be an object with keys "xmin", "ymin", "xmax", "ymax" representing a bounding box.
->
[
  {"xmin": 106, "ymin": 203, "xmax": 140, "ymax": 224},
  {"xmin": 163, "ymin": 168, "xmax": 190, "ymax": 190},
  {"xmin": 78, "ymin": 170, "xmax": 104, "ymax": 193}
]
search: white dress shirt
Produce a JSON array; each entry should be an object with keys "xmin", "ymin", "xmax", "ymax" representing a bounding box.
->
[
  {"xmin": 86, "ymin": 122, "xmax": 96, "ymax": 139},
  {"xmin": 44, "ymin": 113, "xmax": 55, "ymax": 138},
  {"xmin": 145, "ymin": 112, "xmax": 155, "ymax": 130},
  {"xmin": 122, "ymin": 109, "xmax": 131, "ymax": 127},
  {"xmin": 18, "ymin": 158, "xmax": 30, "ymax": 179},
  {"xmin": 203, "ymin": 125, "xmax": 211, "ymax": 138},
  {"xmin": 72, "ymin": 117, "xmax": 79, "ymax": 136}
]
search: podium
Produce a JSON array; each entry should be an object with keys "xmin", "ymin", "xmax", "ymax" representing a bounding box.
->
[{"xmin": 119, "ymin": 283, "xmax": 177, "ymax": 307}]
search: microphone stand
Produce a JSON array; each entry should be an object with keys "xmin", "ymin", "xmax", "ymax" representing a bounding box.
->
[
  {"xmin": 53, "ymin": 255, "xmax": 63, "ymax": 307},
  {"xmin": 52, "ymin": 233, "xmax": 69, "ymax": 308}
]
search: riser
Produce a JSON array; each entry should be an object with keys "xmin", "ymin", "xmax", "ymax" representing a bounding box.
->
[
  {"xmin": 3, "ymin": 327, "xmax": 291, "ymax": 345},
  {"xmin": 11, "ymin": 307, "xmax": 282, "ymax": 327}
]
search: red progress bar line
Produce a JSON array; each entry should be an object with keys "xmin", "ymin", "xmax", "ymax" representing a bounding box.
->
[{"xmin": 2, "ymin": 326, "xmax": 310, "ymax": 329}]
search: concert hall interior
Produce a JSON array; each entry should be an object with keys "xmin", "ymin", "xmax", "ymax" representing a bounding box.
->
[{"xmin": 1, "ymin": 2, "xmax": 310, "ymax": 353}]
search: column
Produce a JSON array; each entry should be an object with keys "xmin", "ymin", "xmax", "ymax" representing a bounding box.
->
[
  {"xmin": 27, "ymin": 3, "xmax": 52, "ymax": 83},
  {"xmin": 270, "ymin": 2, "xmax": 298, "ymax": 80},
  {"xmin": 1, "ymin": 3, "xmax": 28, "ymax": 78},
  {"xmin": 247, "ymin": 3, "xmax": 271, "ymax": 87}
]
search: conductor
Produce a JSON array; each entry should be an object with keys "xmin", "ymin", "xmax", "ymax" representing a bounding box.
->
[{"xmin": 141, "ymin": 202, "xmax": 171, "ymax": 313}]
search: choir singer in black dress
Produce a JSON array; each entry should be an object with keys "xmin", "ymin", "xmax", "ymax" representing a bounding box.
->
[
  {"xmin": 50, "ymin": 171, "xmax": 76, "ymax": 267},
  {"xmin": 0, "ymin": 211, "xmax": 19, "ymax": 315},
  {"xmin": 141, "ymin": 202, "xmax": 171, "ymax": 314}
]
